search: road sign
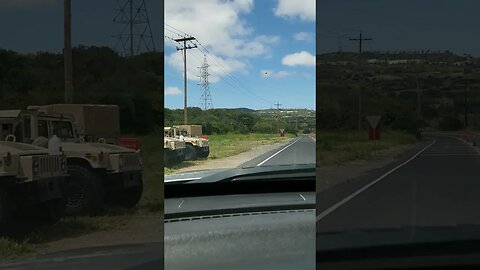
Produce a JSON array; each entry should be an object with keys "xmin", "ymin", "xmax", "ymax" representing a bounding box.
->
[{"xmin": 366, "ymin": 115, "xmax": 381, "ymax": 129}]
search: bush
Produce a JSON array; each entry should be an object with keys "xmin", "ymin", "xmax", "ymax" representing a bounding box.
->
[{"xmin": 438, "ymin": 116, "xmax": 463, "ymax": 131}]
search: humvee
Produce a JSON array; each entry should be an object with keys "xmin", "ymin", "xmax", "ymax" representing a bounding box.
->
[
  {"xmin": 0, "ymin": 109, "xmax": 143, "ymax": 215},
  {"xmin": 0, "ymin": 140, "xmax": 68, "ymax": 227},
  {"xmin": 164, "ymin": 127, "xmax": 186, "ymax": 167},
  {"xmin": 165, "ymin": 125, "xmax": 209, "ymax": 160}
]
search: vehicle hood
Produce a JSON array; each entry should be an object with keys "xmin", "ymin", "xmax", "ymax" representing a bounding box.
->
[
  {"xmin": 0, "ymin": 141, "xmax": 47, "ymax": 156},
  {"xmin": 165, "ymin": 164, "xmax": 315, "ymax": 184},
  {"xmin": 61, "ymin": 142, "xmax": 135, "ymax": 154}
]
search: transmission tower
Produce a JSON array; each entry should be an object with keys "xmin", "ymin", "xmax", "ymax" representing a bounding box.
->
[
  {"xmin": 113, "ymin": 0, "xmax": 156, "ymax": 56},
  {"xmin": 198, "ymin": 55, "xmax": 213, "ymax": 110}
]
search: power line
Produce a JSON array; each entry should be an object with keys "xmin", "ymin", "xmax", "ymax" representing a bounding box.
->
[
  {"xmin": 349, "ymin": 32, "xmax": 372, "ymax": 55},
  {"xmin": 113, "ymin": 0, "xmax": 156, "ymax": 56},
  {"xmin": 198, "ymin": 55, "xmax": 213, "ymax": 110},
  {"xmin": 164, "ymin": 26, "xmax": 274, "ymax": 107}
]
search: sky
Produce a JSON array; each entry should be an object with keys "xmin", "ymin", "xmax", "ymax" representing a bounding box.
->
[
  {"xmin": 318, "ymin": 0, "xmax": 480, "ymax": 56},
  {"xmin": 0, "ymin": 0, "xmax": 163, "ymax": 54},
  {"xmin": 164, "ymin": 0, "xmax": 316, "ymax": 110}
]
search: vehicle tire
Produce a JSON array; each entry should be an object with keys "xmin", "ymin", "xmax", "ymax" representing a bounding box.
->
[
  {"xmin": 0, "ymin": 190, "xmax": 12, "ymax": 233},
  {"xmin": 65, "ymin": 165, "xmax": 105, "ymax": 216},
  {"xmin": 116, "ymin": 182, "xmax": 143, "ymax": 208},
  {"xmin": 164, "ymin": 152, "xmax": 172, "ymax": 167},
  {"xmin": 184, "ymin": 144, "xmax": 197, "ymax": 161},
  {"xmin": 198, "ymin": 148, "xmax": 209, "ymax": 158}
]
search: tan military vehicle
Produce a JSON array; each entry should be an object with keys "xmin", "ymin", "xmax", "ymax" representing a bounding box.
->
[
  {"xmin": 0, "ymin": 140, "xmax": 68, "ymax": 227},
  {"xmin": 0, "ymin": 108, "xmax": 143, "ymax": 216},
  {"xmin": 164, "ymin": 131, "xmax": 186, "ymax": 167},
  {"xmin": 164, "ymin": 125, "xmax": 209, "ymax": 160}
]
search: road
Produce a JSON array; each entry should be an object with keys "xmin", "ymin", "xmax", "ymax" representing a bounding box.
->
[
  {"xmin": 0, "ymin": 243, "xmax": 163, "ymax": 270},
  {"xmin": 240, "ymin": 135, "xmax": 316, "ymax": 167},
  {"xmin": 317, "ymin": 133, "xmax": 480, "ymax": 232}
]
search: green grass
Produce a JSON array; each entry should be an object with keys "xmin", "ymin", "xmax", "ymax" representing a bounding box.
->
[
  {"xmin": 317, "ymin": 130, "xmax": 417, "ymax": 166},
  {"xmin": 137, "ymin": 135, "xmax": 163, "ymax": 213},
  {"xmin": 165, "ymin": 133, "xmax": 296, "ymax": 174}
]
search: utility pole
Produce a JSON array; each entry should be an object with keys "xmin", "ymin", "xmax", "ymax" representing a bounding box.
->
[
  {"xmin": 349, "ymin": 32, "xmax": 372, "ymax": 55},
  {"xmin": 358, "ymin": 88, "xmax": 362, "ymax": 130},
  {"xmin": 465, "ymin": 85, "xmax": 469, "ymax": 128},
  {"xmin": 113, "ymin": 0, "xmax": 156, "ymax": 56},
  {"xmin": 274, "ymin": 102, "xmax": 281, "ymax": 132},
  {"xmin": 198, "ymin": 55, "xmax": 213, "ymax": 110},
  {"xmin": 416, "ymin": 80, "xmax": 421, "ymax": 116},
  {"xmin": 64, "ymin": 0, "xmax": 73, "ymax": 103},
  {"xmin": 174, "ymin": 36, "xmax": 197, "ymax": 125},
  {"xmin": 129, "ymin": 0, "xmax": 133, "ymax": 57}
]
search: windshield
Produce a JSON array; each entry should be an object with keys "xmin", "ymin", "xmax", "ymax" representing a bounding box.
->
[
  {"xmin": 165, "ymin": 7, "xmax": 316, "ymax": 175},
  {"xmin": 316, "ymin": 0, "xmax": 480, "ymax": 261},
  {"xmin": 51, "ymin": 120, "xmax": 75, "ymax": 139}
]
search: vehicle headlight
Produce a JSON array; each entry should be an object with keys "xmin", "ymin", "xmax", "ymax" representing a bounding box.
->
[
  {"xmin": 33, "ymin": 158, "xmax": 39, "ymax": 175},
  {"xmin": 85, "ymin": 153, "xmax": 98, "ymax": 162}
]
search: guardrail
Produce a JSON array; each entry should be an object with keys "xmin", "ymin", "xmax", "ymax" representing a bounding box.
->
[{"xmin": 458, "ymin": 132, "xmax": 480, "ymax": 147}]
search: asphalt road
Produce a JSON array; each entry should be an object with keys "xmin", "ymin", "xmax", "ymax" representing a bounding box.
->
[
  {"xmin": 0, "ymin": 242, "xmax": 163, "ymax": 270},
  {"xmin": 240, "ymin": 135, "xmax": 316, "ymax": 167},
  {"xmin": 317, "ymin": 133, "xmax": 480, "ymax": 232}
]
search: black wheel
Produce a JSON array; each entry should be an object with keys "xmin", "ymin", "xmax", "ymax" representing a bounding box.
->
[
  {"xmin": 198, "ymin": 148, "xmax": 209, "ymax": 158},
  {"xmin": 0, "ymin": 190, "xmax": 12, "ymax": 233},
  {"xmin": 65, "ymin": 165, "xmax": 105, "ymax": 216},
  {"xmin": 184, "ymin": 144, "xmax": 197, "ymax": 161},
  {"xmin": 116, "ymin": 183, "xmax": 143, "ymax": 208}
]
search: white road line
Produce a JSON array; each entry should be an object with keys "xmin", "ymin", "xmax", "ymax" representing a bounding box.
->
[
  {"xmin": 456, "ymin": 136, "xmax": 480, "ymax": 155},
  {"xmin": 316, "ymin": 139, "xmax": 436, "ymax": 223},
  {"xmin": 164, "ymin": 177, "xmax": 201, "ymax": 183},
  {"xmin": 256, "ymin": 137, "xmax": 303, "ymax": 166},
  {"xmin": 178, "ymin": 200, "xmax": 185, "ymax": 208}
]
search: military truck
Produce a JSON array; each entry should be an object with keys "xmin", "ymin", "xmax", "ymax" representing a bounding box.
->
[
  {"xmin": 0, "ymin": 140, "xmax": 68, "ymax": 227},
  {"xmin": 164, "ymin": 134, "xmax": 186, "ymax": 167},
  {"xmin": 0, "ymin": 109, "xmax": 143, "ymax": 216},
  {"xmin": 164, "ymin": 125, "xmax": 209, "ymax": 160},
  {"xmin": 27, "ymin": 104, "xmax": 120, "ymax": 144}
]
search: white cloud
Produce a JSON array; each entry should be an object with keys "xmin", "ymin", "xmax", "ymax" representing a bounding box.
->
[
  {"xmin": 260, "ymin": 69, "xmax": 294, "ymax": 78},
  {"xmin": 293, "ymin": 32, "xmax": 314, "ymax": 42},
  {"xmin": 165, "ymin": 0, "xmax": 280, "ymax": 83},
  {"xmin": 0, "ymin": 0, "xmax": 59, "ymax": 8},
  {"xmin": 274, "ymin": 0, "xmax": 315, "ymax": 21},
  {"xmin": 165, "ymin": 86, "xmax": 183, "ymax": 96},
  {"xmin": 282, "ymin": 51, "xmax": 316, "ymax": 67},
  {"xmin": 166, "ymin": 50, "xmax": 247, "ymax": 83}
]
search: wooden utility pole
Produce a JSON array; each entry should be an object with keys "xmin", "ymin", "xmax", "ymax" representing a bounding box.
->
[
  {"xmin": 349, "ymin": 32, "xmax": 372, "ymax": 55},
  {"xmin": 64, "ymin": 0, "xmax": 73, "ymax": 103},
  {"xmin": 174, "ymin": 37, "xmax": 197, "ymax": 125}
]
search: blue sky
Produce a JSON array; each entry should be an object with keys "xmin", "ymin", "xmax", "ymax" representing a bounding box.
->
[
  {"xmin": 164, "ymin": 0, "xmax": 315, "ymax": 110},
  {"xmin": 0, "ymin": 0, "xmax": 163, "ymax": 54},
  {"xmin": 318, "ymin": 0, "xmax": 480, "ymax": 56}
]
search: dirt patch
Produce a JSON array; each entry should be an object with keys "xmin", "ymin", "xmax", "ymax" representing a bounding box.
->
[
  {"xmin": 317, "ymin": 143, "xmax": 418, "ymax": 193},
  {"xmin": 34, "ymin": 214, "xmax": 163, "ymax": 255},
  {"xmin": 175, "ymin": 140, "xmax": 292, "ymax": 172}
]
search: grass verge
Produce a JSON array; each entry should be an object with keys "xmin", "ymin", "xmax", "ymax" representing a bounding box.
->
[
  {"xmin": 165, "ymin": 133, "xmax": 296, "ymax": 174},
  {"xmin": 317, "ymin": 130, "xmax": 417, "ymax": 166}
]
